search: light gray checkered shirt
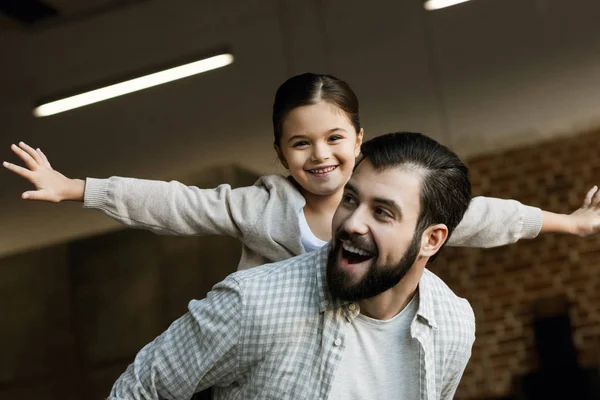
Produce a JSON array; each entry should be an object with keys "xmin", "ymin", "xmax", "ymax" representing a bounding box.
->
[{"xmin": 108, "ymin": 243, "xmax": 475, "ymax": 400}]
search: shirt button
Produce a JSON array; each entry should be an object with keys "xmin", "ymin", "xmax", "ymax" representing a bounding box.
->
[
  {"xmin": 348, "ymin": 303, "xmax": 357, "ymax": 311},
  {"xmin": 334, "ymin": 338, "xmax": 342, "ymax": 346}
]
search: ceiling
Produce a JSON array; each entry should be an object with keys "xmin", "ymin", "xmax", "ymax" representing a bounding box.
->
[
  {"xmin": 0, "ymin": 0, "xmax": 145, "ymax": 33},
  {"xmin": 1, "ymin": 0, "xmax": 600, "ymax": 258}
]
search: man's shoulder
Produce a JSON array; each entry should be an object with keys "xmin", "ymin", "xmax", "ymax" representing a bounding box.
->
[
  {"xmin": 219, "ymin": 250, "xmax": 324, "ymax": 342},
  {"xmin": 229, "ymin": 249, "xmax": 321, "ymax": 301},
  {"xmin": 421, "ymin": 269, "xmax": 475, "ymax": 335}
]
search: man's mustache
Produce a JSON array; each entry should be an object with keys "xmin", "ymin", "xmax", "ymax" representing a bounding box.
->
[{"xmin": 335, "ymin": 229, "xmax": 378, "ymax": 256}]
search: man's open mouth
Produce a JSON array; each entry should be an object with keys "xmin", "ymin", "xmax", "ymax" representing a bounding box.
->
[{"xmin": 341, "ymin": 242, "xmax": 375, "ymax": 264}]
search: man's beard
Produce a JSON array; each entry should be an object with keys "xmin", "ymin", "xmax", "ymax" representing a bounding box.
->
[{"xmin": 326, "ymin": 229, "xmax": 422, "ymax": 302}]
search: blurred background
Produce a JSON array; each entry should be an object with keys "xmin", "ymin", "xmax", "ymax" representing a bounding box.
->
[{"xmin": 0, "ymin": 0, "xmax": 599, "ymax": 399}]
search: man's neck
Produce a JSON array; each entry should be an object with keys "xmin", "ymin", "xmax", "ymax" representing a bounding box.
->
[{"xmin": 357, "ymin": 263, "xmax": 425, "ymax": 320}]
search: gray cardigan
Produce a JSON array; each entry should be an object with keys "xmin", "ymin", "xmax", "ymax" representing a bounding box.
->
[{"xmin": 84, "ymin": 174, "xmax": 543, "ymax": 270}]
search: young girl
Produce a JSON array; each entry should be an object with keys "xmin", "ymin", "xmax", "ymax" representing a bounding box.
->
[{"xmin": 4, "ymin": 73, "xmax": 600, "ymax": 270}]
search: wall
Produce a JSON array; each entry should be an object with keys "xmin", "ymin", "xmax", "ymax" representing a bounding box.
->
[
  {"xmin": 432, "ymin": 128, "xmax": 600, "ymax": 399},
  {"xmin": 0, "ymin": 165, "xmax": 258, "ymax": 399},
  {"xmin": 2, "ymin": 0, "xmax": 600, "ymax": 258},
  {"xmin": 2, "ymin": 0, "xmax": 600, "ymax": 398}
]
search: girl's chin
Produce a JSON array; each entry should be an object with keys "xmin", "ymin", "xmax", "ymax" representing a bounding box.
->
[
  {"xmin": 296, "ymin": 175, "xmax": 348, "ymax": 196},
  {"xmin": 304, "ymin": 184, "xmax": 344, "ymax": 197}
]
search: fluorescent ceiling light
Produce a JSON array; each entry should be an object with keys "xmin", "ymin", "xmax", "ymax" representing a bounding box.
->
[
  {"xmin": 33, "ymin": 52, "xmax": 234, "ymax": 117},
  {"xmin": 424, "ymin": 0, "xmax": 471, "ymax": 11}
]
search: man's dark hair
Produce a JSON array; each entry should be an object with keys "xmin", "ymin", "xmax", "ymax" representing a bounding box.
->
[{"xmin": 358, "ymin": 132, "xmax": 472, "ymax": 260}]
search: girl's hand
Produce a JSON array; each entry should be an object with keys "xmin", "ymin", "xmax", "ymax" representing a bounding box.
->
[
  {"xmin": 3, "ymin": 142, "xmax": 84, "ymax": 202},
  {"xmin": 569, "ymin": 185, "xmax": 600, "ymax": 237}
]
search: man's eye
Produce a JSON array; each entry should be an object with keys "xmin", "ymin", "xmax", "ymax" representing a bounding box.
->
[
  {"xmin": 375, "ymin": 208, "xmax": 391, "ymax": 218},
  {"xmin": 342, "ymin": 194, "xmax": 356, "ymax": 204}
]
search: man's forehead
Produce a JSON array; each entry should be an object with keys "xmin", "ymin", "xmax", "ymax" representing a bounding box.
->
[{"xmin": 348, "ymin": 161, "xmax": 423, "ymax": 209}]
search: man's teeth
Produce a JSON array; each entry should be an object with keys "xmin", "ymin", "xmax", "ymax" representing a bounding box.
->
[
  {"xmin": 310, "ymin": 166, "xmax": 337, "ymax": 174},
  {"xmin": 342, "ymin": 243, "xmax": 371, "ymax": 257}
]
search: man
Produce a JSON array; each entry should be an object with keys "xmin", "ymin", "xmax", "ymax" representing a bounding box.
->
[{"xmin": 108, "ymin": 132, "xmax": 475, "ymax": 400}]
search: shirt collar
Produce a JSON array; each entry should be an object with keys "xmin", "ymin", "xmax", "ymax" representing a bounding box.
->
[{"xmin": 415, "ymin": 269, "xmax": 438, "ymax": 329}]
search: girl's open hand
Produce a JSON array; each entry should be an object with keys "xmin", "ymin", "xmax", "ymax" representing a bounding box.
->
[
  {"xmin": 570, "ymin": 185, "xmax": 600, "ymax": 237},
  {"xmin": 3, "ymin": 142, "xmax": 84, "ymax": 202}
]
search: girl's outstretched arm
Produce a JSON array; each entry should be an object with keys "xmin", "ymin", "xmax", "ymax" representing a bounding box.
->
[
  {"xmin": 447, "ymin": 197, "xmax": 543, "ymax": 248},
  {"xmin": 540, "ymin": 185, "xmax": 600, "ymax": 237},
  {"xmin": 3, "ymin": 142, "xmax": 293, "ymax": 240},
  {"xmin": 447, "ymin": 187, "xmax": 600, "ymax": 248}
]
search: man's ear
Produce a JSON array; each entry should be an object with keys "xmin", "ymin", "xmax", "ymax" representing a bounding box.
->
[
  {"xmin": 274, "ymin": 144, "xmax": 289, "ymax": 169},
  {"xmin": 355, "ymin": 128, "xmax": 364, "ymax": 158},
  {"xmin": 419, "ymin": 224, "xmax": 448, "ymax": 257}
]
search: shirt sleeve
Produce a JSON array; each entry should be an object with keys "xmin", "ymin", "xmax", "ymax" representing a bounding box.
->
[
  {"xmin": 447, "ymin": 196, "xmax": 543, "ymax": 248},
  {"xmin": 107, "ymin": 276, "xmax": 243, "ymax": 400},
  {"xmin": 439, "ymin": 346, "xmax": 472, "ymax": 400},
  {"xmin": 84, "ymin": 177, "xmax": 270, "ymax": 238},
  {"xmin": 440, "ymin": 299, "xmax": 476, "ymax": 400}
]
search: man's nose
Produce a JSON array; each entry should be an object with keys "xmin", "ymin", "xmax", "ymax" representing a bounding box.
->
[{"xmin": 341, "ymin": 207, "xmax": 369, "ymax": 237}]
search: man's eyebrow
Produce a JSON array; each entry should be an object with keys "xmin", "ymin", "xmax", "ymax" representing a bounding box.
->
[
  {"xmin": 344, "ymin": 182, "xmax": 358, "ymax": 193},
  {"xmin": 372, "ymin": 197, "xmax": 403, "ymax": 218},
  {"xmin": 287, "ymin": 128, "xmax": 348, "ymax": 144},
  {"xmin": 344, "ymin": 182, "xmax": 403, "ymax": 217}
]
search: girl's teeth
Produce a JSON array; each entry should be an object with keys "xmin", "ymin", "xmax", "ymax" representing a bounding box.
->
[{"xmin": 311, "ymin": 166, "xmax": 336, "ymax": 173}]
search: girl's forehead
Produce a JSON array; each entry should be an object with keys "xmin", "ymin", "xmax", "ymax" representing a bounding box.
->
[{"xmin": 281, "ymin": 101, "xmax": 354, "ymax": 137}]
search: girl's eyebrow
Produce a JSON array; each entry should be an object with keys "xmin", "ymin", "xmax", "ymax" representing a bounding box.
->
[{"xmin": 287, "ymin": 135, "xmax": 308, "ymax": 143}]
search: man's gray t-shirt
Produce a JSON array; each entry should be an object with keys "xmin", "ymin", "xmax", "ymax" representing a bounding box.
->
[{"xmin": 328, "ymin": 294, "xmax": 420, "ymax": 400}]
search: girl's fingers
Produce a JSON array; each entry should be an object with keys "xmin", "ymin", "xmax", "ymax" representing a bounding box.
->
[
  {"xmin": 3, "ymin": 161, "xmax": 33, "ymax": 181},
  {"xmin": 591, "ymin": 185, "xmax": 600, "ymax": 208},
  {"xmin": 22, "ymin": 190, "xmax": 47, "ymax": 201},
  {"xmin": 36, "ymin": 148, "xmax": 52, "ymax": 169},
  {"xmin": 583, "ymin": 186, "xmax": 597, "ymax": 208},
  {"xmin": 18, "ymin": 142, "xmax": 44, "ymax": 166},
  {"xmin": 10, "ymin": 144, "xmax": 38, "ymax": 170}
]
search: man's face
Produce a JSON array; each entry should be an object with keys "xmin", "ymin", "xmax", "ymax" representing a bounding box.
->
[{"xmin": 327, "ymin": 159, "xmax": 424, "ymax": 301}]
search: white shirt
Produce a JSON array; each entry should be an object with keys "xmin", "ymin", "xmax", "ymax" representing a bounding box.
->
[
  {"xmin": 299, "ymin": 208, "xmax": 327, "ymax": 253},
  {"xmin": 328, "ymin": 294, "xmax": 421, "ymax": 400}
]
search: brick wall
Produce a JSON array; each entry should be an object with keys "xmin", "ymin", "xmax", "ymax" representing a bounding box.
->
[{"xmin": 432, "ymin": 129, "xmax": 600, "ymax": 399}]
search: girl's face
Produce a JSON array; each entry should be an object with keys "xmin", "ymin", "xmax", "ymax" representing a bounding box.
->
[{"xmin": 275, "ymin": 100, "xmax": 363, "ymax": 197}]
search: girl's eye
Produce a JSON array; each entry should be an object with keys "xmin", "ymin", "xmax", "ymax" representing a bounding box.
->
[
  {"xmin": 292, "ymin": 141, "xmax": 309, "ymax": 148},
  {"xmin": 328, "ymin": 135, "xmax": 343, "ymax": 142}
]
